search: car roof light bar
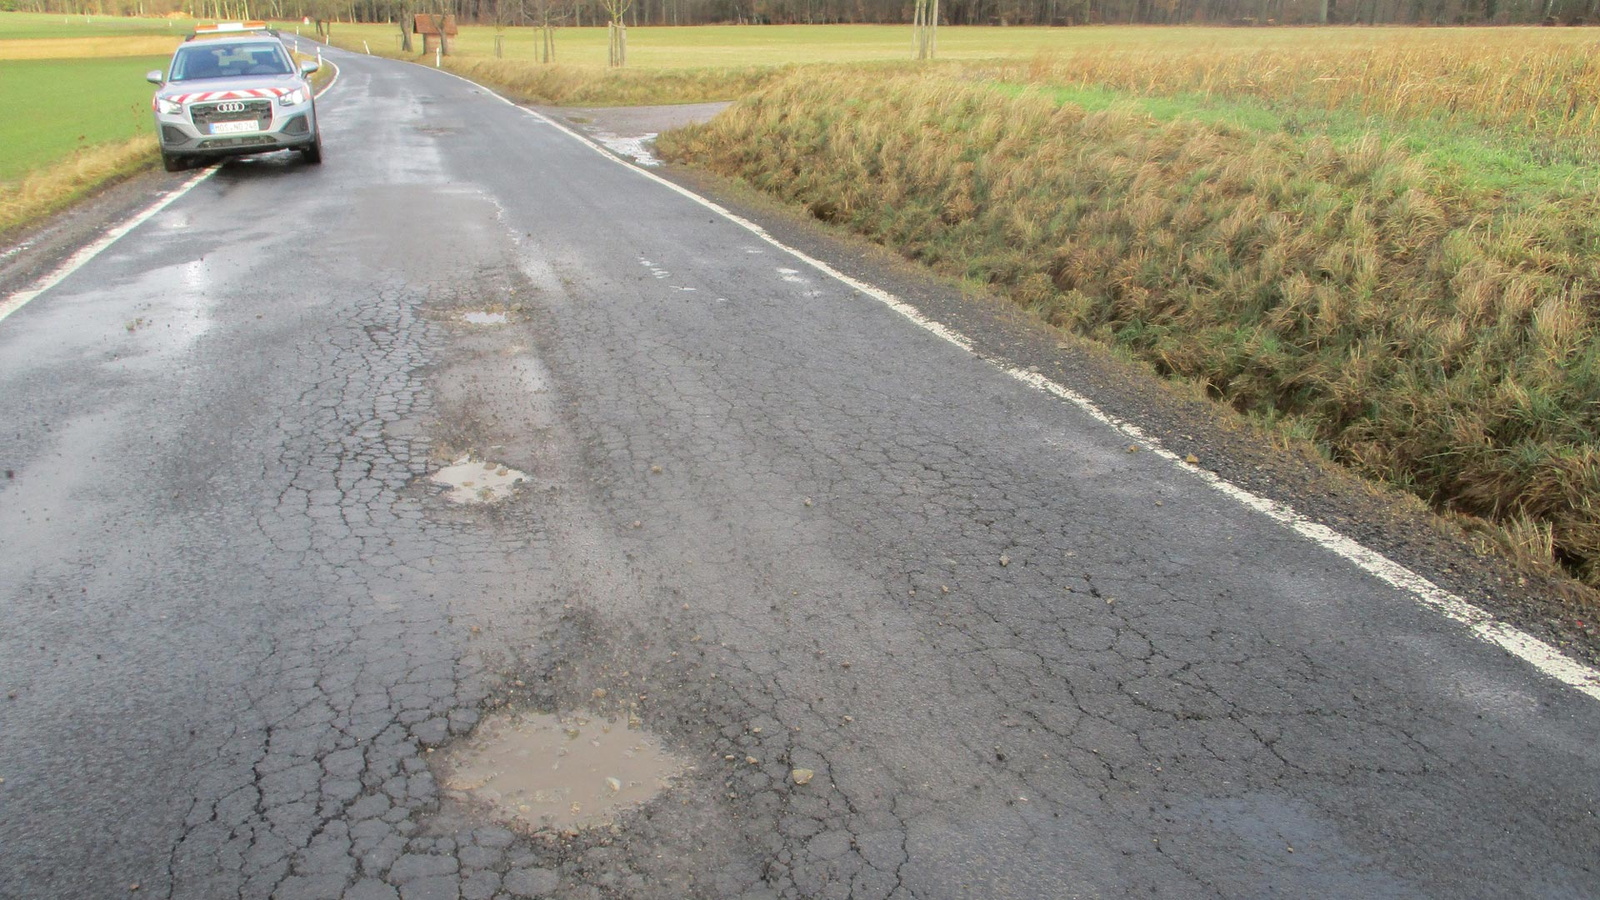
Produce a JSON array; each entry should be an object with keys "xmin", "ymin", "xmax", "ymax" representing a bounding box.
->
[{"xmin": 185, "ymin": 21, "xmax": 278, "ymax": 41}]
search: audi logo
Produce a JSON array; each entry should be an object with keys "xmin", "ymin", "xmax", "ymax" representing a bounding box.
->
[{"xmin": 215, "ymin": 101, "xmax": 247, "ymax": 113}]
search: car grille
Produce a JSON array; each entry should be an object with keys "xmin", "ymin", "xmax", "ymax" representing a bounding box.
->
[{"xmin": 190, "ymin": 99, "xmax": 272, "ymax": 133}]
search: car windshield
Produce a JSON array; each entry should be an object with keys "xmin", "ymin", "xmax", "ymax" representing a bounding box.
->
[{"xmin": 170, "ymin": 42, "xmax": 291, "ymax": 81}]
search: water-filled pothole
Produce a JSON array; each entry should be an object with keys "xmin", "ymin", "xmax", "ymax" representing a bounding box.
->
[
  {"xmin": 439, "ymin": 711, "xmax": 686, "ymax": 831},
  {"xmin": 430, "ymin": 457, "xmax": 527, "ymax": 504},
  {"xmin": 461, "ymin": 310, "xmax": 509, "ymax": 325}
]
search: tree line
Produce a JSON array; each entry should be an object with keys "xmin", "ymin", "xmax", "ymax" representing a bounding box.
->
[{"xmin": 9, "ymin": 0, "xmax": 1596, "ymax": 30}]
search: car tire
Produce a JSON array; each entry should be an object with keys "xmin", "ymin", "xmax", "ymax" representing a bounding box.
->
[
  {"xmin": 162, "ymin": 152, "xmax": 186, "ymax": 173},
  {"xmin": 300, "ymin": 134, "xmax": 322, "ymax": 166}
]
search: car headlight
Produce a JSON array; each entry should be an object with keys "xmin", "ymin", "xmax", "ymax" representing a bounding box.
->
[
  {"xmin": 155, "ymin": 97, "xmax": 183, "ymax": 116},
  {"xmin": 278, "ymin": 88, "xmax": 307, "ymax": 107}
]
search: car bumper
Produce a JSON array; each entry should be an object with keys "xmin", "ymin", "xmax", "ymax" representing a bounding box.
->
[{"xmin": 156, "ymin": 107, "xmax": 317, "ymax": 158}]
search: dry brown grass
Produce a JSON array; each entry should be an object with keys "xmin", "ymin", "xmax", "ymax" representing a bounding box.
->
[
  {"xmin": 0, "ymin": 35, "xmax": 180, "ymax": 59},
  {"xmin": 1004, "ymin": 36, "xmax": 1600, "ymax": 142},
  {"xmin": 0, "ymin": 137, "xmax": 156, "ymax": 238}
]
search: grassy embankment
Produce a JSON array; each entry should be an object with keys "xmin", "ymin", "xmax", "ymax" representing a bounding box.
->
[{"xmin": 659, "ymin": 34, "xmax": 1600, "ymax": 589}]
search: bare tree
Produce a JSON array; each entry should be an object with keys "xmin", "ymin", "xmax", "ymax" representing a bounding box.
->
[
  {"xmin": 395, "ymin": 0, "xmax": 414, "ymax": 51},
  {"xmin": 601, "ymin": 0, "xmax": 632, "ymax": 66},
  {"xmin": 913, "ymin": 0, "xmax": 937, "ymax": 59},
  {"xmin": 527, "ymin": 0, "xmax": 566, "ymax": 61}
]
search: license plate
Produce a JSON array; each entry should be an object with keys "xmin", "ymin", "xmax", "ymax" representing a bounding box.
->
[{"xmin": 210, "ymin": 120, "xmax": 259, "ymax": 135}]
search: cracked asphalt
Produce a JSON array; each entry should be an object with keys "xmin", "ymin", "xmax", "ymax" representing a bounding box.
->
[{"xmin": 1, "ymin": 48, "xmax": 1597, "ymax": 900}]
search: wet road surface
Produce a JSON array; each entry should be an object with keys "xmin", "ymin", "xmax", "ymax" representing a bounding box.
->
[{"xmin": 1, "ymin": 48, "xmax": 1597, "ymax": 900}]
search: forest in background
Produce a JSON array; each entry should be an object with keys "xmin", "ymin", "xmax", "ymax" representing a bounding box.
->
[{"xmin": 6, "ymin": 0, "xmax": 1598, "ymax": 31}]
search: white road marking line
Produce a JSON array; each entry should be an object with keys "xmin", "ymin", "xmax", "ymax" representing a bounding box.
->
[
  {"xmin": 0, "ymin": 171, "xmax": 211, "ymax": 325},
  {"xmin": 0, "ymin": 61, "xmax": 341, "ymax": 327},
  {"xmin": 442, "ymin": 66, "xmax": 1600, "ymax": 703}
]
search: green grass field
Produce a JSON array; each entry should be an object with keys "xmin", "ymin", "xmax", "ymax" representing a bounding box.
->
[
  {"xmin": 0, "ymin": 56, "xmax": 170, "ymax": 181},
  {"xmin": 0, "ymin": 13, "xmax": 192, "ymax": 181},
  {"xmin": 0, "ymin": 11, "xmax": 193, "ymax": 40}
]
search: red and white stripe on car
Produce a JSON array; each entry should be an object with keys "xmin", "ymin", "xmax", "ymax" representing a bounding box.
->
[
  {"xmin": 174, "ymin": 87, "xmax": 296, "ymax": 103},
  {"xmin": 159, "ymin": 87, "xmax": 296, "ymax": 108}
]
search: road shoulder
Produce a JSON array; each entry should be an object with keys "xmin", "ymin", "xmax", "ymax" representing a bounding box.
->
[{"xmin": 0, "ymin": 169, "xmax": 178, "ymax": 300}]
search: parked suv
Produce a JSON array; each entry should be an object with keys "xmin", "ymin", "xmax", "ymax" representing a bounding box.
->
[{"xmin": 147, "ymin": 22, "xmax": 323, "ymax": 172}]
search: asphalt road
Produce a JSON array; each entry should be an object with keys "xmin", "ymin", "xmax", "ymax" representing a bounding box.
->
[{"xmin": 1, "ymin": 48, "xmax": 1597, "ymax": 900}]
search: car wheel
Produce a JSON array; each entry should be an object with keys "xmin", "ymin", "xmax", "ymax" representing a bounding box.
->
[
  {"xmin": 162, "ymin": 152, "xmax": 186, "ymax": 173},
  {"xmin": 300, "ymin": 134, "xmax": 323, "ymax": 166}
]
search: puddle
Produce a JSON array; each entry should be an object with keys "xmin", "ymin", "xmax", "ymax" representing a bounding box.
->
[
  {"xmin": 430, "ymin": 456, "xmax": 527, "ymax": 503},
  {"xmin": 461, "ymin": 310, "xmax": 509, "ymax": 325},
  {"xmin": 439, "ymin": 711, "xmax": 686, "ymax": 831},
  {"xmin": 596, "ymin": 132, "xmax": 662, "ymax": 167}
]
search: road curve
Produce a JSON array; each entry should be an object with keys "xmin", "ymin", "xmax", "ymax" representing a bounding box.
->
[{"xmin": 0, "ymin": 46, "xmax": 1596, "ymax": 900}]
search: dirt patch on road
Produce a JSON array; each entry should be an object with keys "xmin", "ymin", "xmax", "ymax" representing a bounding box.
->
[{"xmin": 438, "ymin": 709, "xmax": 687, "ymax": 832}]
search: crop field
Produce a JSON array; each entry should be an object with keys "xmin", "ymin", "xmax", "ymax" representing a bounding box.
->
[
  {"xmin": 331, "ymin": 20, "xmax": 1600, "ymax": 70},
  {"xmin": 0, "ymin": 11, "xmax": 192, "ymax": 39},
  {"xmin": 0, "ymin": 13, "xmax": 198, "ymax": 232},
  {"xmin": 0, "ymin": 56, "xmax": 169, "ymax": 181},
  {"xmin": 0, "ymin": 14, "xmax": 192, "ymax": 179},
  {"xmin": 333, "ymin": 21, "xmax": 1209, "ymax": 67}
]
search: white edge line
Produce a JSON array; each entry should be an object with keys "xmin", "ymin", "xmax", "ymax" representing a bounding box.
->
[
  {"xmin": 419, "ymin": 66, "xmax": 1600, "ymax": 703},
  {"xmin": 0, "ymin": 59, "xmax": 341, "ymax": 327},
  {"xmin": 0, "ymin": 170, "xmax": 209, "ymax": 324}
]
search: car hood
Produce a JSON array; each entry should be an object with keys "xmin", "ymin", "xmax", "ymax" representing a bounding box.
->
[{"xmin": 159, "ymin": 74, "xmax": 306, "ymax": 102}]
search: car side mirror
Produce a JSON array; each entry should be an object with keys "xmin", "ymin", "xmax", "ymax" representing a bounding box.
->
[
  {"xmin": 146, "ymin": 70, "xmax": 164, "ymax": 85},
  {"xmin": 299, "ymin": 60, "xmax": 320, "ymax": 76}
]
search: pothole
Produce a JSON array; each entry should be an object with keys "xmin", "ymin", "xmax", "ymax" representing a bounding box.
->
[
  {"xmin": 438, "ymin": 711, "xmax": 687, "ymax": 831},
  {"xmin": 461, "ymin": 310, "xmax": 509, "ymax": 326},
  {"xmin": 430, "ymin": 456, "xmax": 527, "ymax": 504}
]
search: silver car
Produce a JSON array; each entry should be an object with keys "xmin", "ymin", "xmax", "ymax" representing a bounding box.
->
[{"xmin": 147, "ymin": 23, "xmax": 322, "ymax": 172}]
